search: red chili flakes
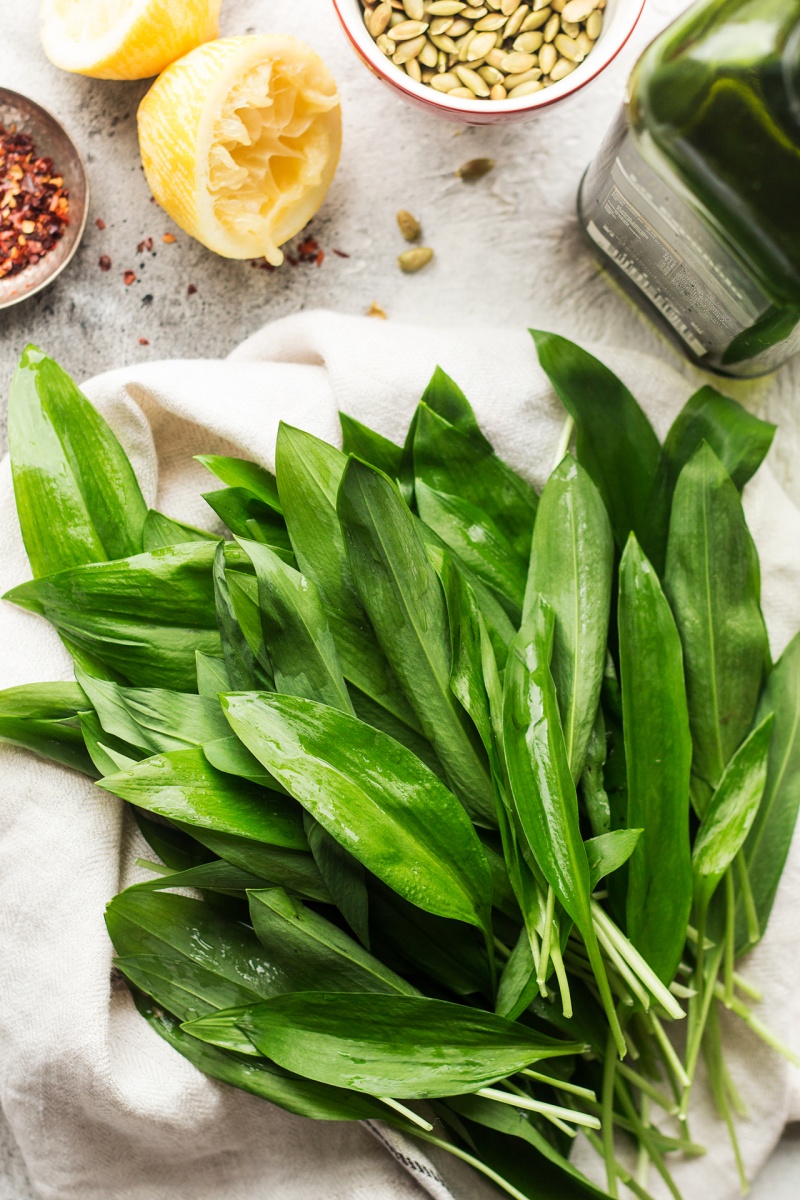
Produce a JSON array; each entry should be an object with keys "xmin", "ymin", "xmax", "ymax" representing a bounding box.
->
[
  {"xmin": 332, "ymin": 248, "xmax": 350, "ymax": 258},
  {"xmin": 98, "ymin": 255, "xmax": 111, "ymax": 271},
  {"xmin": 123, "ymin": 269, "xmax": 136, "ymax": 286},
  {"xmin": 138, "ymin": 337, "xmax": 150, "ymax": 346},
  {"xmin": 96, "ymin": 217, "xmax": 106, "ymax": 230},
  {"xmin": 137, "ymin": 236, "xmax": 154, "ymax": 253},
  {"xmin": 0, "ymin": 124, "xmax": 70, "ymax": 279},
  {"xmin": 162, "ymin": 232, "xmax": 176, "ymax": 244},
  {"xmin": 187, "ymin": 283, "xmax": 197, "ymax": 295},
  {"xmin": 296, "ymin": 236, "xmax": 321, "ymax": 264}
]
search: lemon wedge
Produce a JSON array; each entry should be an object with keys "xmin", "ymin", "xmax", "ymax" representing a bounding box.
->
[
  {"xmin": 39, "ymin": 0, "xmax": 221, "ymax": 80},
  {"xmin": 137, "ymin": 35, "xmax": 342, "ymax": 266}
]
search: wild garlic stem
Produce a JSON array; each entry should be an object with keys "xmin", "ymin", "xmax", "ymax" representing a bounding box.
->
[
  {"xmin": 520, "ymin": 1068, "xmax": 596, "ymax": 1102},
  {"xmin": 602, "ymin": 1030, "xmax": 619, "ymax": 1199},
  {"xmin": 378, "ymin": 1097, "xmax": 433, "ymax": 1131},
  {"xmin": 412, "ymin": 1132, "xmax": 531, "ymax": 1200},
  {"xmin": 476, "ymin": 1086, "xmax": 600, "ymax": 1129}
]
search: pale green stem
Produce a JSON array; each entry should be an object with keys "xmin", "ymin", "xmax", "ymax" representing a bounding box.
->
[
  {"xmin": 520, "ymin": 1068, "xmax": 596, "ymax": 1103},
  {"xmin": 412, "ymin": 1131, "xmax": 531, "ymax": 1200},
  {"xmin": 724, "ymin": 869, "xmax": 736, "ymax": 1007},
  {"xmin": 714, "ymin": 986, "xmax": 800, "ymax": 1065},
  {"xmin": 552, "ymin": 414, "xmax": 575, "ymax": 470},
  {"xmin": 736, "ymin": 851, "xmax": 760, "ymax": 948},
  {"xmin": 615, "ymin": 1080, "xmax": 684, "ymax": 1200},
  {"xmin": 135, "ymin": 858, "xmax": 172, "ymax": 876},
  {"xmin": 379, "ymin": 1097, "xmax": 433, "ymax": 1131},
  {"xmin": 617, "ymin": 1061, "xmax": 679, "ymax": 1116},
  {"xmin": 732, "ymin": 971, "xmax": 762, "ymax": 1002},
  {"xmin": 602, "ymin": 1031, "xmax": 619, "ymax": 1199},
  {"xmin": 537, "ymin": 886, "xmax": 556, "ymax": 993},
  {"xmin": 593, "ymin": 918, "xmax": 651, "ymax": 1011},
  {"xmin": 592, "ymin": 902, "xmax": 684, "ymax": 1019},
  {"xmin": 648, "ymin": 1012, "xmax": 691, "ymax": 1091},
  {"xmin": 493, "ymin": 936, "xmax": 512, "ymax": 960},
  {"xmin": 583, "ymin": 1130, "xmax": 658, "ymax": 1200},
  {"xmin": 549, "ymin": 935, "xmax": 573, "ymax": 1018},
  {"xmin": 476, "ymin": 1086, "xmax": 600, "ymax": 1130},
  {"xmin": 636, "ymin": 1095, "xmax": 651, "ymax": 1190}
]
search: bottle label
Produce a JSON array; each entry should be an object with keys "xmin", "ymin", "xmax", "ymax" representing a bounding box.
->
[{"xmin": 584, "ymin": 137, "xmax": 770, "ymax": 359}]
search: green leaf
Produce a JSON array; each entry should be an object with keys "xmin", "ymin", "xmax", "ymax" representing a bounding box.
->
[
  {"xmin": 413, "ymin": 402, "xmax": 537, "ymax": 561},
  {"xmin": 339, "ymin": 412, "xmax": 403, "ymax": 480},
  {"xmin": 232, "ymin": 992, "xmax": 584, "ymax": 1097},
  {"xmin": 275, "ymin": 423, "xmax": 421, "ymax": 733},
  {"xmin": 619, "ymin": 535, "xmax": 692, "ymax": 983},
  {"xmin": 420, "ymin": 366, "xmax": 493, "ymax": 448},
  {"xmin": 4, "ymin": 542, "xmax": 221, "ymax": 691},
  {"xmin": 337, "ymin": 457, "xmax": 495, "ymax": 825},
  {"xmin": 79, "ymin": 709, "xmax": 139, "ymax": 776},
  {"xmin": 0, "ymin": 685, "xmax": 95, "ymax": 774},
  {"xmin": 196, "ymin": 455, "xmax": 282, "ymax": 512},
  {"xmin": 222, "ymin": 692, "xmax": 493, "ymax": 933},
  {"xmin": 693, "ymin": 716, "xmax": 773, "ymax": 909},
  {"xmin": 303, "ymin": 814, "xmax": 370, "ymax": 949},
  {"xmin": 238, "ymin": 538, "xmax": 353, "ymax": 714},
  {"xmin": 134, "ymin": 860, "xmax": 271, "ymax": 894},
  {"xmin": 248, "ymin": 888, "xmax": 416, "ymax": 995},
  {"xmin": 665, "ymin": 444, "xmax": 769, "ymax": 810},
  {"xmin": 76, "ymin": 669, "xmax": 230, "ymax": 753},
  {"xmin": 496, "ymin": 929, "xmax": 539, "ymax": 1021},
  {"xmin": 182, "ymin": 826, "xmax": 331, "ymax": 903},
  {"xmin": 99, "ymin": 747, "xmax": 307, "ymax": 849},
  {"xmin": 579, "ymin": 709, "xmax": 611, "ymax": 837},
  {"xmin": 203, "ymin": 488, "xmax": 293, "ymax": 555},
  {"xmin": 202, "ymin": 735, "xmax": 283, "ymax": 790},
  {"xmin": 106, "ymin": 889, "xmax": 285, "ymax": 999},
  {"xmin": 739, "ymin": 631, "xmax": 800, "ymax": 948},
  {"xmin": 585, "ymin": 829, "xmax": 642, "ymax": 890},
  {"xmin": 648, "ymin": 387, "xmax": 776, "ymax": 570},
  {"xmin": 524, "ymin": 456, "xmax": 614, "ymax": 782},
  {"xmin": 503, "ymin": 597, "xmax": 620, "ymax": 1045},
  {"xmin": 531, "ymin": 331, "xmax": 660, "ymax": 552},
  {"xmin": 440, "ymin": 554, "xmax": 496, "ymax": 762},
  {"xmin": 195, "ymin": 652, "xmax": 231, "ymax": 698},
  {"xmin": 142, "ymin": 510, "xmax": 217, "ymax": 551},
  {"xmin": 212, "ymin": 543, "xmax": 272, "ymax": 691},
  {"xmin": 133, "ymin": 992, "xmax": 409, "ymax": 1125},
  {"xmin": 133, "ymin": 809, "xmax": 213, "ymax": 872},
  {"xmin": 8, "ymin": 345, "xmax": 147, "ymax": 577},
  {"xmin": 416, "ymin": 481, "xmax": 527, "ymax": 621},
  {"xmin": 116, "ymin": 952, "xmax": 265, "ymax": 1026},
  {"xmin": 452, "ymin": 1119, "xmax": 607, "ymax": 1200},
  {"xmin": 0, "ymin": 681, "xmax": 87, "ymax": 719}
]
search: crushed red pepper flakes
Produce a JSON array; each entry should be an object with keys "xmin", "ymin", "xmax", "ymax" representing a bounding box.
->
[
  {"xmin": 123, "ymin": 270, "xmax": 136, "ymax": 286},
  {"xmin": 1, "ymin": 123, "xmax": 70, "ymax": 279},
  {"xmin": 333, "ymin": 248, "xmax": 350, "ymax": 258},
  {"xmin": 136, "ymin": 236, "xmax": 154, "ymax": 253},
  {"xmin": 162, "ymin": 232, "xmax": 176, "ymax": 244},
  {"xmin": 138, "ymin": 337, "xmax": 150, "ymax": 345},
  {"xmin": 95, "ymin": 217, "xmax": 106, "ymax": 230},
  {"xmin": 187, "ymin": 283, "xmax": 197, "ymax": 295},
  {"xmin": 98, "ymin": 255, "xmax": 111, "ymax": 271}
]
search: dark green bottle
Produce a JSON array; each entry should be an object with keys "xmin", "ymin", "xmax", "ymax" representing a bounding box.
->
[{"xmin": 578, "ymin": 0, "xmax": 800, "ymax": 377}]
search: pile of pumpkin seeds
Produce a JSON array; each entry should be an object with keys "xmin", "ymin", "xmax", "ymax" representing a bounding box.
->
[{"xmin": 358, "ymin": 0, "xmax": 605, "ymax": 99}]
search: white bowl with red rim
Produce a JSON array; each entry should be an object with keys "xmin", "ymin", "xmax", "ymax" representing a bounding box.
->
[{"xmin": 332, "ymin": 0, "xmax": 646, "ymax": 125}]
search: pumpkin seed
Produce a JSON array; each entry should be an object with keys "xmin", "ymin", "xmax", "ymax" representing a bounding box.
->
[
  {"xmin": 486, "ymin": 47, "xmax": 507, "ymax": 67},
  {"xmin": 392, "ymin": 19, "xmax": 430, "ymax": 39},
  {"xmin": 419, "ymin": 39, "xmax": 440, "ymax": 65},
  {"xmin": 455, "ymin": 64, "xmax": 491, "ymax": 94},
  {"xmin": 448, "ymin": 86, "xmax": 476, "ymax": 96},
  {"xmin": 586, "ymin": 10, "xmax": 603, "ymax": 38},
  {"xmin": 500, "ymin": 50, "xmax": 538, "ymax": 71},
  {"xmin": 430, "ymin": 70, "xmax": 461, "ymax": 90},
  {"xmin": 462, "ymin": 5, "xmax": 489, "ymax": 16},
  {"xmin": 448, "ymin": 17, "xmax": 472, "ymax": 34},
  {"xmin": 504, "ymin": 67, "xmax": 541, "ymax": 88},
  {"xmin": 543, "ymin": 13, "xmax": 560, "ymax": 40},
  {"xmin": 376, "ymin": 33, "xmax": 397, "ymax": 55},
  {"xmin": 366, "ymin": 301, "xmax": 387, "ymax": 319},
  {"xmin": 468, "ymin": 30, "xmax": 500, "ymax": 58},
  {"xmin": 405, "ymin": 56, "xmax": 423, "ymax": 79},
  {"xmin": 550, "ymin": 55, "xmax": 577, "ymax": 79},
  {"xmin": 478, "ymin": 64, "xmax": 504, "ymax": 83},
  {"xmin": 474, "ymin": 13, "xmax": 508, "ymax": 29},
  {"xmin": 426, "ymin": 0, "xmax": 466, "ymax": 13},
  {"xmin": 403, "ymin": 0, "xmax": 426, "ymax": 17},
  {"xmin": 430, "ymin": 16, "xmax": 455, "ymax": 34},
  {"xmin": 397, "ymin": 210, "xmax": 422, "ymax": 241},
  {"xmin": 561, "ymin": 20, "xmax": 580, "ymax": 37},
  {"xmin": 508, "ymin": 78, "xmax": 543, "ymax": 96},
  {"xmin": 429, "ymin": 31, "xmax": 459, "ymax": 51},
  {"xmin": 456, "ymin": 157, "xmax": 495, "ymax": 181},
  {"xmin": 490, "ymin": 83, "xmax": 508, "ymax": 98},
  {"xmin": 504, "ymin": 4, "xmax": 530, "ymax": 38},
  {"xmin": 576, "ymin": 30, "xmax": 593, "ymax": 55},
  {"xmin": 398, "ymin": 247, "xmax": 434, "ymax": 272},
  {"xmin": 538, "ymin": 41, "xmax": 556, "ymax": 72},
  {"xmin": 513, "ymin": 30, "xmax": 543, "ymax": 51},
  {"xmin": 562, "ymin": 0, "xmax": 596, "ymax": 19},
  {"xmin": 554, "ymin": 31, "xmax": 584, "ymax": 60},
  {"xmin": 501, "ymin": 0, "xmax": 522, "ymax": 13},
  {"xmin": 393, "ymin": 33, "xmax": 428, "ymax": 61},
  {"xmin": 521, "ymin": 8, "xmax": 551, "ymax": 29}
]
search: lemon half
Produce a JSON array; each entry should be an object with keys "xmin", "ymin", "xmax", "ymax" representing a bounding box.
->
[
  {"xmin": 39, "ymin": 0, "xmax": 221, "ymax": 80},
  {"xmin": 137, "ymin": 35, "xmax": 342, "ymax": 266}
]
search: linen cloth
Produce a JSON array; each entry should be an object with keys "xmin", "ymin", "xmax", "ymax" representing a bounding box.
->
[{"xmin": 1, "ymin": 310, "xmax": 799, "ymax": 1200}]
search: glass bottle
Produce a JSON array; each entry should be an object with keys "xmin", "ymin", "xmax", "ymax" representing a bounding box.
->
[{"xmin": 578, "ymin": 0, "xmax": 800, "ymax": 377}]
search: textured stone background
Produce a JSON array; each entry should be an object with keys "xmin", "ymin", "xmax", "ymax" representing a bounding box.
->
[{"xmin": 2, "ymin": 0, "xmax": 800, "ymax": 1195}]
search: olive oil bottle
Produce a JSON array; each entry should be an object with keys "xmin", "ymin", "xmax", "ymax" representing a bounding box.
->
[{"xmin": 579, "ymin": 0, "xmax": 800, "ymax": 377}]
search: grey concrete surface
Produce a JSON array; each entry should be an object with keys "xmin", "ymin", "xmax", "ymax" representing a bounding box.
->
[{"xmin": 1, "ymin": 0, "xmax": 800, "ymax": 1197}]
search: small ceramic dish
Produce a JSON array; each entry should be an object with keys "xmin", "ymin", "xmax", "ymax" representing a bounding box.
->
[
  {"xmin": 332, "ymin": 0, "xmax": 646, "ymax": 125},
  {"xmin": 0, "ymin": 88, "xmax": 89, "ymax": 310}
]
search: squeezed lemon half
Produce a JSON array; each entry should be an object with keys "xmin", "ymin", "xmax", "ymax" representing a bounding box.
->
[
  {"xmin": 39, "ymin": 0, "xmax": 221, "ymax": 80},
  {"xmin": 137, "ymin": 35, "xmax": 342, "ymax": 265}
]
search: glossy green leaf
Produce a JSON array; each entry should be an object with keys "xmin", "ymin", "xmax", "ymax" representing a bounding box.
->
[
  {"xmin": 275, "ymin": 423, "xmax": 420, "ymax": 733},
  {"xmin": 416, "ymin": 481, "xmax": 527, "ymax": 620},
  {"xmin": 739, "ymin": 632, "xmax": 800, "ymax": 949},
  {"xmin": 133, "ymin": 993, "xmax": 410, "ymax": 1125},
  {"xmin": 76, "ymin": 668, "xmax": 230, "ymax": 754},
  {"xmin": 303, "ymin": 814, "xmax": 370, "ymax": 949},
  {"xmin": 249, "ymin": 888, "xmax": 416, "ymax": 995},
  {"xmin": 648, "ymin": 387, "xmax": 776, "ymax": 570},
  {"xmin": 619, "ymin": 535, "xmax": 692, "ymax": 983},
  {"xmin": 222, "ymin": 692, "xmax": 493, "ymax": 933},
  {"xmin": 183, "ymin": 826, "xmax": 331, "ymax": 903},
  {"xmin": 413, "ymin": 402, "xmax": 537, "ymax": 561},
  {"xmin": 79, "ymin": 709, "xmax": 139, "ymax": 776},
  {"xmin": 4, "ymin": 542, "xmax": 221, "ymax": 691},
  {"xmin": 338, "ymin": 457, "xmax": 495, "ymax": 825},
  {"xmin": 420, "ymin": 366, "xmax": 492, "ymax": 448},
  {"xmin": 524, "ymin": 456, "xmax": 613, "ymax": 782},
  {"xmin": 8, "ymin": 345, "xmax": 147, "ymax": 577},
  {"xmin": 142, "ymin": 510, "xmax": 217, "ymax": 551},
  {"xmin": 693, "ymin": 716, "xmax": 773, "ymax": 909},
  {"xmin": 0, "ymin": 700, "xmax": 94, "ymax": 775},
  {"xmin": 212, "ymin": 543, "xmax": 272, "ymax": 691},
  {"xmin": 339, "ymin": 412, "xmax": 403, "ymax": 481},
  {"xmin": 585, "ymin": 829, "xmax": 642, "ymax": 890},
  {"xmin": 106, "ymin": 889, "xmax": 288, "ymax": 998},
  {"xmin": 665, "ymin": 444, "xmax": 768, "ymax": 810},
  {"xmin": 203, "ymin": 488, "xmax": 292, "ymax": 555},
  {"xmin": 453, "ymin": 1119, "xmax": 606, "ymax": 1200},
  {"xmin": 196, "ymin": 455, "xmax": 282, "ymax": 512},
  {"xmin": 238, "ymin": 538, "xmax": 353, "ymax": 714},
  {"xmin": 496, "ymin": 929, "xmax": 539, "ymax": 1021},
  {"xmin": 440, "ymin": 554, "xmax": 496, "ymax": 762},
  {"xmin": 503, "ymin": 598, "xmax": 619, "ymax": 1045},
  {"xmin": 532, "ymin": 331, "xmax": 660, "ymax": 552},
  {"xmin": 133, "ymin": 809, "xmax": 213, "ymax": 872},
  {"xmin": 233, "ymin": 992, "xmax": 583, "ymax": 1097},
  {"xmin": 580, "ymin": 709, "xmax": 611, "ymax": 837},
  {"xmin": 116, "ymin": 952, "xmax": 266, "ymax": 1026},
  {"xmin": 348, "ymin": 686, "xmax": 444, "ymax": 780},
  {"xmin": 195, "ymin": 652, "xmax": 231, "ymax": 698},
  {"xmin": 99, "ymin": 747, "xmax": 306, "ymax": 849},
  {"xmin": 202, "ymin": 735, "xmax": 283, "ymax": 790},
  {"xmin": 134, "ymin": 860, "xmax": 271, "ymax": 894}
]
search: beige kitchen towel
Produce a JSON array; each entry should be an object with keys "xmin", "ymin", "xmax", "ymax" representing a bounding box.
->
[{"xmin": 1, "ymin": 311, "xmax": 798, "ymax": 1200}]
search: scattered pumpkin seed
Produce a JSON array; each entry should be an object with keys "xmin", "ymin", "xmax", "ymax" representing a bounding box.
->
[
  {"xmin": 550, "ymin": 55, "xmax": 578, "ymax": 79},
  {"xmin": 398, "ymin": 246, "xmax": 434, "ymax": 272},
  {"xmin": 397, "ymin": 209, "xmax": 422, "ymax": 241},
  {"xmin": 366, "ymin": 300, "xmax": 388, "ymax": 319},
  {"xmin": 456, "ymin": 156, "xmax": 495, "ymax": 181}
]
